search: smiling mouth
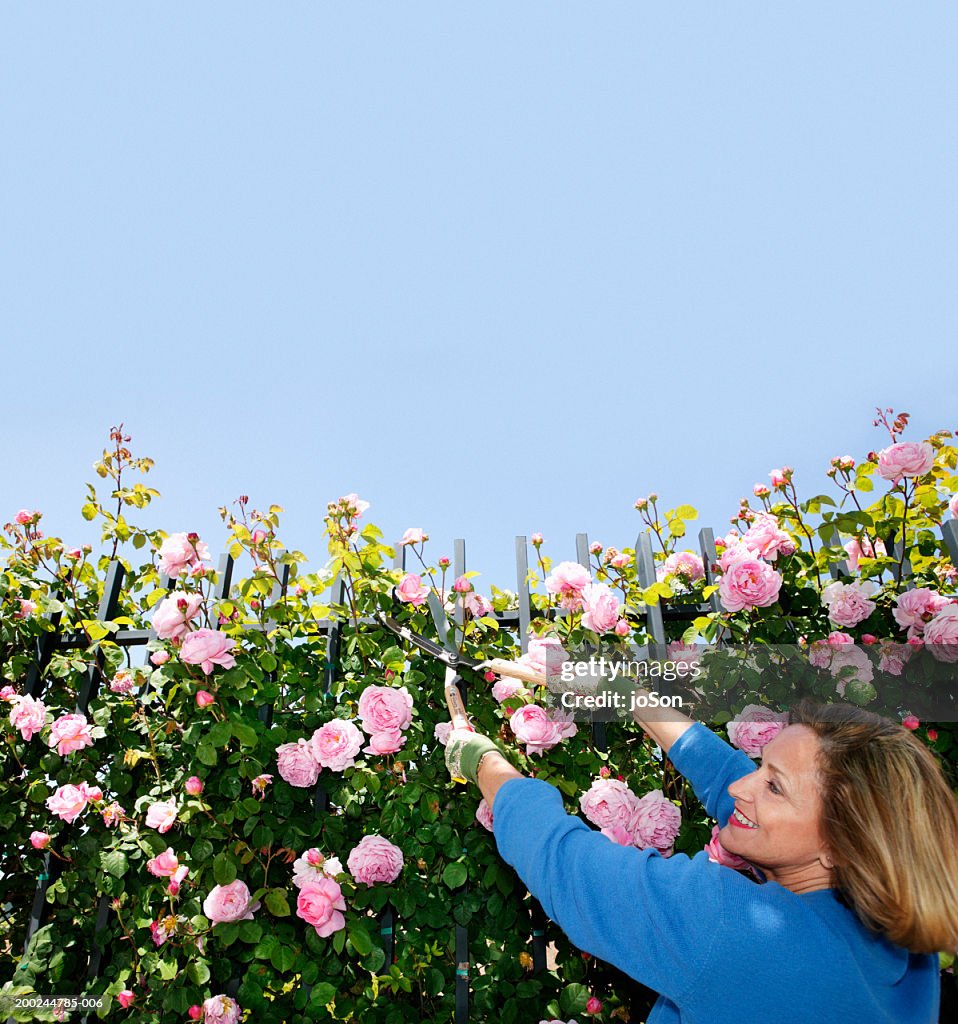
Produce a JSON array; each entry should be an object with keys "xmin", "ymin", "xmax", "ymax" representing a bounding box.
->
[{"xmin": 729, "ymin": 808, "xmax": 758, "ymax": 830}]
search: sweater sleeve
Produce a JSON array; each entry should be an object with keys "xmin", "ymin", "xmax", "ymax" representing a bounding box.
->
[
  {"xmin": 493, "ymin": 776, "xmax": 730, "ymax": 1003},
  {"xmin": 666, "ymin": 722, "xmax": 757, "ymax": 826}
]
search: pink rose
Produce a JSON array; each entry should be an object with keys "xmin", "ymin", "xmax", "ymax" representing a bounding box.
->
[
  {"xmin": 396, "ymin": 572, "xmax": 429, "ymax": 606},
  {"xmin": 185, "ymin": 776, "xmax": 204, "ymax": 796},
  {"xmin": 400, "ymin": 528, "xmax": 427, "ymax": 546},
  {"xmin": 15, "ymin": 509, "xmax": 35, "ymax": 525},
  {"xmin": 520, "ymin": 636, "xmax": 566, "ymax": 676},
  {"xmin": 347, "ymin": 834, "xmax": 404, "ymax": 886},
  {"xmin": 339, "ymin": 493, "xmax": 369, "ymax": 518},
  {"xmin": 704, "ymin": 825, "xmax": 751, "ymax": 870},
  {"xmin": 877, "ymin": 441, "xmax": 934, "ymax": 481},
  {"xmin": 475, "ymin": 799, "xmax": 494, "ymax": 832},
  {"xmin": 434, "ymin": 721, "xmax": 452, "ymax": 746},
  {"xmin": 893, "ymin": 588, "xmax": 950, "ymax": 637},
  {"xmin": 601, "ymin": 824, "xmax": 635, "ymax": 846},
  {"xmin": 0, "ymin": 686, "xmax": 17, "ymax": 702},
  {"xmin": 202, "ymin": 995, "xmax": 242, "ymax": 1024},
  {"xmin": 586, "ymin": 997, "xmax": 603, "ymax": 1015},
  {"xmin": 821, "ymin": 580, "xmax": 878, "ymax": 628},
  {"xmin": 659, "ymin": 551, "xmax": 705, "ymax": 582},
  {"xmin": 726, "ymin": 705, "xmax": 788, "ymax": 757},
  {"xmin": 878, "ymin": 640, "xmax": 912, "ymax": 676},
  {"xmin": 147, "ymin": 848, "xmax": 182, "ymax": 877},
  {"xmin": 463, "ymin": 592, "xmax": 493, "ymax": 618},
  {"xmin": 741, "ymin": 513, "xmax": 795, "ymax": 562},
  {"xmin": 146, "ymin": 799, "xmax": 178, "ymax": 833},
  {"xmin": 452, "ymin": 575, "xmax": 472, "ymax": 594},
  {"xmin": 903, "ymin": 715, "xmax": 920, "ymax": 731},
  {"xmin": 357, "ymin": 685, "xmax": 413, "ymax": 735},
  {"xmin": 48, "ymin": 713, "xmax": 95, "ymax": 757},
  {"xmin": 276, "ymin": 738, "xmax": 321, "ymax": 787},
  {"xmin": 79, "ymin": 781, "xmax": 102, "ymax": 803},
  {"xmin": 923, "ymin": 606, "xmax": 958, "ymax": 663},
  {"xmin": 614, "ymin": 618, "xmax": 630, "ymax": 636},
  {"xmin": 117, "ymin": 991, "xmax": 135, "ymax": 1009},
  {"xmin": 579, "ymin": 778, "xmax": 640, "ymax": 834},
  {"xmin": 151, "ymin": 650, "xmax": 170, "ymax": 666},
  {"xmin": 195, "ymin": 690, "xmax": 215, "ymax": 707},
  {"xmin": 158, "ymin": 533, "xmax": 211, "ymax": 578},
  {"xmin": 581, "ymin": 583, "xmax": 620, "ymax": 634},
  {"xmin": 491, "ymin": 679, "xmax": 525, "ymax": 703},
  {"xmin": 309, "ymin": 719, "xmax": 364, "ymax": 771},
  {"xmin": 30, "ymin": 831, "xmax": 51, "ymax": 849},
  {"xmin": 717, "ymin": 534, "xmax": 752, "ymax": 572},
  {"xmin": 110, "ymin": 669, "xmax": 136, "ymax": 695},
  {"xmin": 292, "ymin": 849, "xmax": 343, "ymax": 888},
  {"xmin": 152, "ymin": 592, "xmax": 203, "ymax": 640},
  {"xmin": 510, "ymin": 704, "xmax": 576, "ymax": 756},
  {"xmin": 718, "ymin": 558, "xmax": 782, "ymax": 612},
  {"xmin": 296, "ymin": 877, "xmax": 347, "ymax": 937},
  {"xmin": 9, "ymin": 694, "xmax": 46, "ymax": 741},
  {"xmin": 544, "ymin": 561, "xmax": 592, "ymax": 611},
  {"xmin": 843, "ymin": 535, "xmax": 887, "ymax": 572},
  {"xmin": 102, "ymin": 801, "xmax": 124, "ymax": 827},
  {"xmin": 203, "ymin": 879, "xmax": 260, "ymax": 924},
  {"xmin": 46, "ymin": 784, "xmax": 89, "ymax": 823},
  {"xmin": 950, "ymin": 493, "xmax": 958, "ymax": 519},
  {"xmin": 180, "ymin": 630, "xmax": 236, "ymax": 674},
  {"xmin": 632, "ymin": 790, "xmax": 681, "ymax": 854},
  {"xmin": 363, "ymin": 730, "xmax": 405, "ymax": 755},
  {"xmin": 17, "ymin": 599, "xmax": 36, "ymax": 618}
]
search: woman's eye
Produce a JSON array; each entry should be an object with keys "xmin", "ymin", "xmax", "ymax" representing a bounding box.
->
[{"xmin": 766, "ymin": 779, "xmax": 781, "ymax": 795}]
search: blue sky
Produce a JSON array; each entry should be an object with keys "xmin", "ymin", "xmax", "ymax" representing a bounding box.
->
[{"xmin": 3, "ymin": 4, "xmax": 956, "ymax": 592}]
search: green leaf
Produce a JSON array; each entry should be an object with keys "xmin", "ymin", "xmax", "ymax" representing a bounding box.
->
[
  {"xmin": 270, "ymin": 943, "xmax": 298, "ymax": 973},
  {"xmin": 310, "ymin": 982, "xmax": 337, "ymax": 1006},
  {"xmin": 213, "ymin": 853, "xmax": 237, "ymax": 886},
  {"xmin": 264, "ymin": 889, "xmax": 291, "ymax": 917},
  {"xmin": 239, "ymin": 921, "xmax": 263, "ymax": 944},
  {"xmin": 348, "ymin": 922, "xmax": 373, "ymax": 956},
  {"xmin": 100, "ymin": 849, "xmax": 128, "ymax": 878},
  {"xmin": 186, "ymin": 960, "xmax": 210, "ymax": 985},
  {"xmin": 196, "ymin": 742, "xmax": 217, "ymax": 766},
  {"xmin": 81, "ymin": 502, "xmax": 98, "ymax": 521},
  {"xmin": 208, "ymin": 721, "xmax": 232, "ymax": 747},
  {"xmin": 559, "ymin": 982, "xmax": 590, "ymax": 1017},
  {"xmin": 442, "ymin": 862, "xmax": 468, "ymax": 889},
  {"xmin": 260, "ymin": 652, "xmax": 278, "ymax": 672},
  {"xmin": 232, "ymin": 723, "xmax": 258, "ymax": 748}
]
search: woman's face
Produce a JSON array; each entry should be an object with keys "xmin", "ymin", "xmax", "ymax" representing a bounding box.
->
[{"xmin": 720, "ymin": 724, "xmax": 833, "ymax": 890}]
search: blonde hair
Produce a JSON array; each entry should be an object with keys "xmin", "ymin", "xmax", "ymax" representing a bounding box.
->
[{"xmin": 790, "ymin": 701, "xmax": 958, "ymax": 954}]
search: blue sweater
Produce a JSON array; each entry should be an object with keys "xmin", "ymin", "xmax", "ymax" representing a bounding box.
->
[{"xmin": 492, "ymin": 722, "xmax": 939, "ymax": 1024}]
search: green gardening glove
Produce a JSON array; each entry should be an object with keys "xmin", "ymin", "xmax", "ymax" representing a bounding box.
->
[{"xmin": 444, "ymin": 729, "xmax": 502, "ymax": 785}]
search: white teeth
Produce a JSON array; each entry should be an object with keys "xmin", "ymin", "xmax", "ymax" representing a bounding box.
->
[{"xmin": 733, "ymin": 809, "xmax": 758, "ymax": 829}]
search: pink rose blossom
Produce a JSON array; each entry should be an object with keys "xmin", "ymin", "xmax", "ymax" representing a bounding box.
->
[
  {"xmin": 48, "ymin": 713, "xmax": 95, "ymax": 757},
  {"xmin": 717, "ymin": 534, "xmax": 752, "ymax": 572},
  {"xmin": 581, "ymin": 583, "xmax": 620, "ymax": 634},
  {"xmin": 146, "ymin": 799, "xmax": 178, "ymax": 833},
  {"xmin": 903, "ymin": 715, "xmax": 920, "ymax": 731},
  {"xmin": 878, "ymin": 640, "xmax": 912, "ymax": 676},
  {"xmin": 923, "ymin": 606, "xmax": 958, "ymax": 663},
  {"xmin": 950, "ymin": 494, "xmax": 958, "ymax": 519},
  {"xmin": 185, "ymin": 775, "xmax": 204, "ymax": 796},
  {"xmin": 151, "ymin": 915, "xmax": 177, "ymax": 947},
  {"xmin": 531, "ymin": 533, "xmax": 544, "ymax": 546},
  {"xmin": 520, "ymin": 636, "xmax": 566, "ymax": 676},
  {"xmin": 348, "ymin": 834, "xmax": 404, "ymax": 885},
  {"xmin": 614, "ymin": 618, "xmax": 630, "ymax": 636},
  {"xmin": 150, "ymin": 650, "xmax": 170, "ymax": 666},
  {"xmin": 117, "ymin": 990, "xmax": 135, "ymax": 1009},
  {"xmin": 510, "ymin": 704, "xmax": 577, "ymax": 756},
  {"xmin": 102, "ymin": 801, "xmax": 125, "ymax": 827},
  {"xmin": 400, "ymin": 527, "xmax": 427, "ymax": 546},
  {"xmin": 46, "ymin": 784, "xmax": 90, "ymax": 823},
  {"xmin": 292, "ymin": 849, "xmax": 343, "ymax": 888},
  {"xmin": 718, "ymin": 558, "xmax": 782, "ymax": 612},
  {"xmin": 601, "ymin": 824, "xmax": 635, "ymax": 846},
  {"xmin": 586, "ymin": 997, "xmax": 603, "ymax": 1015},
  {"xmin": 309, "ymin": 719, "xmax": 364, "ymax": 771},
  {"xmin": 357, "ymin": 685, "xmax": 413, "ymax": 735},
  {"xmin": 296, "ymin": 877, "xmax": 347, "ymax": 937},
  {"xmin": 203, "ymin": 879, "xmax": 260, "ymax": 924},
  {"xmin": 79, "ymin": 781, "xmax": 102, "ymax": 802},
  {"xmin": 726, "ymin": 705, "xmax": 788, "ymax": 757},
  {"xmin": 147, "ymin": 848, "xmax": 182, "ymax": 878},
  {"xmin": 15, "ymin": 509, "xmax": 35, "ymax": 525},
  {"xmin": 476, "ymin": 799, "xmax": 494, "ymax": 832},
  {"xmin": 110, "ymin": 669, "xmax": 136, "ymax": 695},
  {"xmin": 452, "ymin": 575, "xmax": 472, "ymax": 594},
  {"xmin": 544, "ymin": 561, "xmax": 592, "ymax": 611},
  {"xmin": 152, "ymin": 593, "xmax": 203, "ymax": 640},
  {"xmin": 195, "ymin": 690, "xmax": 215, "ymax": 707},
  {"xmin": 704, "ymin": 824, "xmax": 751, "ymax": 870},
  {"xmin": 580, "ymin": 778, "xmax": 640, "ymax": 834},
  {"xmin": 180, "ymin": 630, "xmax": 236, "ymax": 674},
  {"xmin": 741, "ymin": 513, "xmax": 795, "ymax": 562},
  {"xmin": 17, "ymin": 599, "xmax": 36, "ymax": 618},
  {"xmin": 769, "ymin": 468, "xmax": 788, "ymax": 488},
  {"xmin": 632, "ymin": 789, "xmax": 682, "ymax": 853},
  {"xmin": 276, "ymin": 738, "xmax": 321, "ymax": 787},
  {"xmin": 190, "ymin": 1006, "xmax": 203, "ymax": 1022},
  {"xmin": 339, "ymin": 493, "xmax": 369, "ymax": 518},
  {"xmin": 396, "ymin": 572, "xmax": 429, "ymax": 606},
  {"xmin": 434, "ymin": 721, "xmax": 452, "ymax": 746},
  {"xmin": 9, "ymin": 694, "xmax": 46, "ymax": 741},
  {"xmin": 251, "ymin": 773, "xmax": 272, "ymax": 795},
  {"xmin": 463, "ymin": 592, "xmax": 493, "ymax": 618},
  {"xmin": 30, "ymin": 831, "xmax": 51, "ymax": 849},
  {"xmin": 0, "ymin": 686, "xmax": 17, "ymax": 702},
  {"xmin": 877, "ymin": 441, "xmax": 935, "ymax": 481},
  {"xmin": 821, "ymin": 580, "xmax": 878, "ymax": 628},
  {"xmin": 202, "ymin": 995, "xmax": 242, "ymax": 1024},
  {"xmin": 491, "ymin": 679, "xmax": 525, "ymax": 703},
  {"xmin": 363, "ymin": 730, "xmax": 405, "ymax": 755},
  {"xmin": 893, "ymin": 588, "xmax": 951, "ymax": 637},
  {"xmin": 659, "ymin": 551, "xmax": 705, "ymax": 582},
  {"xmin": 158, "ymin": 533, "xmax": 211, "ymax": 578},
  {"xmin": 843, "ymin": 535, "xmax": 887, "ymax": 572}
]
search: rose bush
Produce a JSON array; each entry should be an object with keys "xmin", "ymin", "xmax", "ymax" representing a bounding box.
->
[{"xmin": 0, "ymin": 412, "xmax": 956, "ymax": 1022}]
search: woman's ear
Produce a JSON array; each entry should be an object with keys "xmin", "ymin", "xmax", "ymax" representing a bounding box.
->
[{"xmin": 819, "ymin": 848, "xmax": 835, "ymax": 870}]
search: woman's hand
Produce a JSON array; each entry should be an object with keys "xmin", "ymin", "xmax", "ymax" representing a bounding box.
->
[{"xmin": 445, "ymin": 729, "xmax": 523, "ymax": 810}]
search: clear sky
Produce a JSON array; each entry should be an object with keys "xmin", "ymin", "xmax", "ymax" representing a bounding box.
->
[{"xmin": 3, "ymin": 4, "xmax": 956, "ymax": 592}]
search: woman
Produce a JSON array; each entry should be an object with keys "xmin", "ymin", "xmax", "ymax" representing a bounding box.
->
[{"xmin": 445, "ymin": 697, "xmax": 958, "ymax": 1023}]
